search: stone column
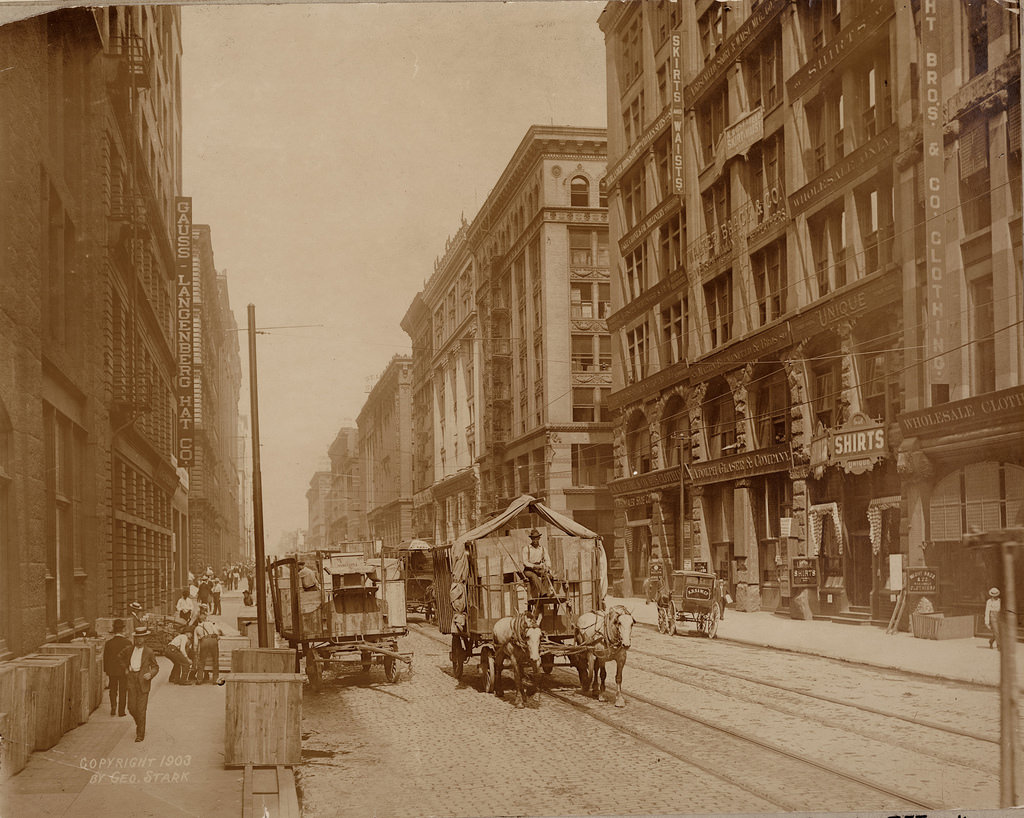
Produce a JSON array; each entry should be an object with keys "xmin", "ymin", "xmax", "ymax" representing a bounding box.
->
[
  {"xmin": 788, "ymin": 466, "xmax": 815, "ymax": 621},
  {"xmin": 733, "ymin": 478, "xmax": 761, "ymax": 612}
]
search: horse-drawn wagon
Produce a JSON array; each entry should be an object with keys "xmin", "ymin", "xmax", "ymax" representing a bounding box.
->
[
  {"xmin": 432, "ymin": 495, "xmax": 607, "ymax": 696},
  {"xmin": 269, "ymin": 547, "xmax": 413, "ymax": 690},
  {"xmin": 383, "ymin": 539, "xmax": 435, "ymax": 621},
  {"xmin": 656, "ymin": 568, "xmax": 724, "ymax": 638}
]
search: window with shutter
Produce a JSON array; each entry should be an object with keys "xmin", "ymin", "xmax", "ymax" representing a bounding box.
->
[{"xmin": 959, "ymin": 117, "xmax": 989, "ymax": 180}]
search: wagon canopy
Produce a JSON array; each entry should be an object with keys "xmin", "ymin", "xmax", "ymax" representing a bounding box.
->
[
  {"xmin": 398, "ymin": 538, "xmax": 433, "ymax": 551},
  {"xmin": 444, "ymin": 494, "xmax": 600, "ymax": 551}
]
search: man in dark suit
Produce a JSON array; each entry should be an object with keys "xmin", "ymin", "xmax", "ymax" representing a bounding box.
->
[
  {"xmin": 119, "ymin": 626, "xmax": 160, "ymax": 742},
  {"xmin": 102, "ymin": 619, "xmax": 131, "ymax": 717}
]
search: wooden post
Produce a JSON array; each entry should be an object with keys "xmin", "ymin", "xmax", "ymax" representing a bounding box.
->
[
  {"xmin": 1001, "ymin": 541, "xmax": 1019, "ymax": 808},
  {"xmin": 248, "ymin": 304, "xmax": 270, "ymax": 649}
]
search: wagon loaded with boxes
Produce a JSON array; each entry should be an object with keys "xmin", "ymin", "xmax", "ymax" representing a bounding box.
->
[
  {"xmin": 269, "ymin": 547, "xmax": 412, "ymax": 690},
  {"xmin": 432, "ymin": 494, "xmax": 608, "ymax": 691}
]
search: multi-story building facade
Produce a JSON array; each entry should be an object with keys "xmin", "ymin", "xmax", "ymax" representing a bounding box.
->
[
  {"xmin": 599, "ymin": 1, "xmax": 1021, "ymax": 622},
  {"xmin": 404, "ymin": 126, "xmax": 614, "ymax": 547},
  {"xmin": 305, "ymin": 470, "xmax": 332, "ymax": 552},
  {"xmin": 187, "ymin": 226, "xmax": 242, "ymax": 573},
  {"xmin": 358, "ymin": 356, "xmax": 414, "ymax": 548},
  {"xmin": 0, "ymin": 6, "xmax": 187, "ymax": 656},
  {"xmin": 326, "ymin": 426, "xmax": 363, "ymax": 544}
]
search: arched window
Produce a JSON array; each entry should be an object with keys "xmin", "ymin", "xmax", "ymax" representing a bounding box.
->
[
  {"xmin": 626, "ymin": 411, "xmax": 652, "ymax": 475},
  {"xmin": 570, "ymin": 176, "xmax": 590, "ymax": 207}
]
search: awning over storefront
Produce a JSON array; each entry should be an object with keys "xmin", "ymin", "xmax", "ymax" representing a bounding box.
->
[
  {"xmin": 808, "ymin": 502, "xmax": 842, "ymax": 557},
  {"xmin": 867, "ymin": 496, "xmax": 901, "ymax": 555}
]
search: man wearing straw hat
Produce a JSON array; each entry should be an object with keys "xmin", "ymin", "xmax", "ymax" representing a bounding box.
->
[
  {"xmin": 985, "ymin": 587, "xmax": 1002, "ymax": 650},
  {"xmin": 118, "ymin": 625, "xmax": 160, "ymax": 742}
]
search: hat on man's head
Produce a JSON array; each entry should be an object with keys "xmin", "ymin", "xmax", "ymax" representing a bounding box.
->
[
  {"xmin": 990, "ymin": 587, "xmax": 1001, "ymax": 598},
  {"xmin": 529, "ymin": 528, "xmax": 541, "ymax": 539},
  {"xmin": 129, "ymin": 602, "xmax": 143, "ymax": 612},
  {"xmin": 200, "ymin": 603, "xmax": 210, "ymax": 612},
  {"xmin": 133, "ymin": 626, "xmax": 150, "ymax": 637}
]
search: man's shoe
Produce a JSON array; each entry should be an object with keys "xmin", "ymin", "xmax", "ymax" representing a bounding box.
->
[
  {"xmin": 118, "ymin": 712, "xmax": 126, "ymax": 717},
  {"xmin": 135, "ymin": 737, "xmax": 143, "ymax": 742},
  {"xmin": 110, "ymin": 708, "xmax": 116, "ymax": 716}
]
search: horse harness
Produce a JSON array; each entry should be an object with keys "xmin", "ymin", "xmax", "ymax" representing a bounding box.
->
[
  {"xmin": 601, "ymin": 605, "xmax": 631, "ymax": 650},
  {"xmin": 509, "ymin": 612, "xmax": 538, "ymax": 651}
]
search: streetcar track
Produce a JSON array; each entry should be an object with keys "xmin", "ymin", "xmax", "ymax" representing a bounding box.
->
[
  {"xmin": 630, "ymin": 639, "xmax": 1000, "ymax": 745},
  {"xmin": 410, "ymin": 624, "xmax": 940, "ymax": 812}
]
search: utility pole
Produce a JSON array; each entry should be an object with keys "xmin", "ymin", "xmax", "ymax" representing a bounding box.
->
[{"xmin": 247, "ymin": 304, "xmax": 270, "ymax": 648}]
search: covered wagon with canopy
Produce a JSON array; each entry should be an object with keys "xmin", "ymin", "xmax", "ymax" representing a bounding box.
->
[{"xmin": 432, "ymin": 494, "xmax": 608, "ymax": 690}]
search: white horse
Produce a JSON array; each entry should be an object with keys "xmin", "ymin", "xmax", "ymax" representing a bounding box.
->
[
  {"xmin": 574, "ymin": 605, "xmax": 634, "ymax": 707},
  {"xmin": 492, "ymin": 612, "xmax": 543, "ymax": 708}
]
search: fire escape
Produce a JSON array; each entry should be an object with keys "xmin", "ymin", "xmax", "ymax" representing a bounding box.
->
[{"xmin": 483, "ymin": 266, "xmax": 513, "ymax": 513}]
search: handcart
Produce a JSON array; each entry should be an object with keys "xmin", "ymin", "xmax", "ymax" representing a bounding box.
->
[{"xmin": 269, "ymin": 547, "xmax": 413, "ymax": 690}]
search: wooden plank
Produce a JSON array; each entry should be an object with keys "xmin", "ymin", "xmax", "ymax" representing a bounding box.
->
[
  {"xmin": 277, "ymin": 766, "xmax": 301, "ymax": 818},
  {"xmin": 218, "ymin": 637, "xmax": 253, "ymax": 673},
  {"xmin": 231, "ymin": 649, "xmax": 296, "ymax": 674},
  {"xmin": 0, "ymin": 664, "xmax": 31, "ymax": 778},
  {"xmin": 252, "ymin": 766, "xmax": 278, "ymax": 793},
  {"xmin": 242, "ymin": 765, "xmax": 254, "ymax": 818}
]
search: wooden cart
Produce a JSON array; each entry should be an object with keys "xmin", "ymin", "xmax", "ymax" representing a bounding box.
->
[
  {"xmin": 432, "ymin": 495, "xmax": 607, "ymax": 691},
  {"xmin": 658, "ymin": 569, "xmax": 724, "ymax": 638},
  {"xmin": 384, "ymin": 539, "xmax": 436, "ymax": 622},
  {"xmin": 269, "ymin": 548, "xmax": 412, "ymax": 690}
]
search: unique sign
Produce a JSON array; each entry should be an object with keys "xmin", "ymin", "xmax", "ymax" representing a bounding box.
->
[
  {"xmin": 921, "ymin": 0, "xmax": 947, "ymax": 390},
  {"xmin": 788, "ymin": 127, "xmax": 899, "ymax": 216},
  {"xmin": 687, "ymin": 444, "xmax": 792, "ymax": 486},
  {"xmin": 684, "ymin": 0, "xmax": 787, "ymax": 108},
  {"xmin": 790, "ymin": 270, "xmax": 900, "ymax": 341},
  {"xmin": 897, "ymin": 384, "xmax": 1024, "ymax": 438},
  {"xmin": 787, "ymin": 2, "xmax": 896, "ymax": 100},
  {"xmin": 174, "ymin": 197, "xmax": 194, "ymax": 467},
  {"xmin": 670, "ymin": 31, "xmax": 684, "ymax": 195},
  {"xmin": 907, "ymin": 567, "xmax": 938, "ymax": 595},
  {"xmin": 791, "ymin": 557, "xmax": 818, "ymax": 588}
]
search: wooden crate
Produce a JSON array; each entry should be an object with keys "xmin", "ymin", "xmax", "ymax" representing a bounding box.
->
[
  {"xmin": 23, "ymin": 652, "xmax": 81, "ymax": 733},
  {"xmin": 0, "ymin": 664, "xmax": 32, "ymax": 778},
  {"xmin": 231, "ymin": 649, "xmax": 297, "ymax": 675},
  {"xmin": 911, "ymin": 613, "xmax": 976, "ymax": 640},
  {"xmin": 11, "ymin": 658, "xmax": 65, "ymax": 750},
  {"xmin": 218, "ymin": 636, "xmax": 253, "ymax": 672},
  {"xmin": 224, "ymin": 674, "xmax": 303, "ymax": 767},
  {"xmin": 39, "ymin": 643, "xmax": 95, "ymax": 723},
  {"xmin": 73, "ymin": 637, "xmax": 107, "ymax": 713}
]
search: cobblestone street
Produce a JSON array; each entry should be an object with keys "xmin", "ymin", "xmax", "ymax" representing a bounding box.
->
[{"xmin": 296, "ymin": 622, "xmax": 1005, "ymax": 817}]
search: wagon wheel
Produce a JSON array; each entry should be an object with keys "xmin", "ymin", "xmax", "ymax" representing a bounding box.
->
[
  {"xmin": 451, "ymin": 635, "xmax": 465, "ymax": 679},
  {"xmin": 383, "ymin": 656, "xmax": 399, "ymax": 683},
  {"xmin": 541, "ymin": 654, "xmax": 555, "ymax": 675},
  {"xmin": 704, "ymin": 602, "xmax": 721, "ymax": 640},
  {"xmin": 304, "ymin": 644, "xmax": 322, "ymax": 691},
  {"xmin": 667, "ymin": 600, "xmax": 679, "ymax": 636},
  {"xmin": 360, "ymin": 649, "xmax": 372, "ymax": 673},
  {"xmin": 480, "ymin": 646, "xmax": 495, "ymax": 693}
]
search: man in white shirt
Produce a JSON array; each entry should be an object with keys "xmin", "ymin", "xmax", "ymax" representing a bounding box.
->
[
  {"xmin": 118, "ymin": 626, "xmax": 159, "ymax": 742},
  {"xmin": 165, "ymin": 631, "xmax": 193, "ymax": 685},
  {"xmin": 192, "ymin": 611, "xmax": 225, "ymax": 684},
  {"xmin": 522, "ymin": 529, "xmax": 554, "ymax": 600}
]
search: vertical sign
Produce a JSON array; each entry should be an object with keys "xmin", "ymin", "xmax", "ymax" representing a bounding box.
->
[
  {"xmin": 175, "ymin": 197, "xmax": 194, "ymax": 467},
  {"xmin": 921, "ymin": 0, "xmax": 946, "ymax": 389},
  {"xmin": 670, "ymin": 31, "xmax": 684, "ymax": 195}
]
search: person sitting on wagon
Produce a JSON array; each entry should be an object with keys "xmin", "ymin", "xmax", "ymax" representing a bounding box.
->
[
  {"xmin": 298, "ymin": 560, "xmax": 319, "ymax": 591},
  {"xmin": 522, "ymin": 528, "xmax": 556, "ymax": 600}
]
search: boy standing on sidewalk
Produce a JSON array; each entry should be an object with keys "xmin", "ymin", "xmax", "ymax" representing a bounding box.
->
[
  {"xmin": 985, "ymin": 587, "xmax": 1002, "ymax": 649},
  {"xmin": 103, "ymin": 619, "xmax": 131, "ymax": 716}
]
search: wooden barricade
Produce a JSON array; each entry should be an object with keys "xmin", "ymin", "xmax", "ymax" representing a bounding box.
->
[
  {"xmin": 11, "ymin": 657, "xmax": 65, "ymax": 750},
  {"xmin": 0, "ymin": 664, "xmax": 32, "ymax": 778},
  {"xmin": 218, "ymin": 636, "xmax": 253, "ymax": 673},
  {"xmin": 224, "ymin": 674, "xmax": 303, "ymax": 767},
  {"xmin": 39, "ymin": 643, "xmax": 95, "ymax": 723},
  {"xmin": 231, "ymin": 649, "xmax": 296, "ymax": 675}
]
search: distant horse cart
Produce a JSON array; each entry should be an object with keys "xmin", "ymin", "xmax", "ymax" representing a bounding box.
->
[
  {"xmin": 657, "ymin": 569, "xmax": 725, "ymax": 638},
  {"xmin": 269, "ymin": 547, "xmax": 413, "ymax": 690},
  {"xmin": 384, "ymin": 540, "xmax": 436, "ymax": 621},
  {"xmin": 432, "ymin": 495, "xmax": 608, "ymax": 703}
]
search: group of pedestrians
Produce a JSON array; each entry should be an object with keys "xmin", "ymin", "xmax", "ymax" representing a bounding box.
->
[{"xmin": 219, "ymin": 562, "xmax": 252, "ymax": 592}]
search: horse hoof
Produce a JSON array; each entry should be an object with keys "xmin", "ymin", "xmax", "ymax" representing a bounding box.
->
[{"xmin": 614, "ymin": 697, "xmax": 626, "ymax": 708}]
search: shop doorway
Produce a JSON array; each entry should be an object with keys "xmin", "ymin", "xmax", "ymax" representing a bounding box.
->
[{"xmin": 846, "ymin": 532, "xmax": 872, "ymax": 607}]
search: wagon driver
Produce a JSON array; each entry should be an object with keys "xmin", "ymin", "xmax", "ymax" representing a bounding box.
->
[
  {"xmin": 298, "ymin": 560, "xmax": 319, "ymax": 591},
  {"xmin": 522, "ymin": 528, "xmax": 554, "ymax": 600}
]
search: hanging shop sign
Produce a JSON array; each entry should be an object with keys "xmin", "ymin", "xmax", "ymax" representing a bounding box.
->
[
  {"xmin": 791, "ymin": 557, "xmax": 818, "ymax": 588},
  {"xmin": 897, "ymin": 384, "xmax": 1024, "ymax": 438},
  {"xmin": 829, "ymin": 413, "xmax": 887, "ymax": 474},
  {"xmin": 174, "ymin": 196, "xmax": 194, "ymax": 468},
  {"xmin": 714, "ymin": 107, "xmax": 764, "ymax": 178},
  {"xmin": 687, "ymin": 444, "xmax": 792, "ymax": 486},
  {"xmin": 907, "ymin": 567, "xmax": 939, "ymax": 595}
]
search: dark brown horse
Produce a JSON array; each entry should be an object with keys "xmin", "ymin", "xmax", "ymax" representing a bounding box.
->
[
  {"xmin": 492, "ymin": 612, "xmax": 543, "ymax": 708},
  {"xmin": 574, "ymin": 605, "xmax": 634, "ymax": 707}
]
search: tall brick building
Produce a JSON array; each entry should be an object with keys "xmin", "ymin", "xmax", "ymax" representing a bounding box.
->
[
  {"xmin": 599, "ymin": 0, "xmax": 1022, "ymax": 623},
  {"xmin": 0, "ymin": 6, "xmax": 240, "ymax": 656}
]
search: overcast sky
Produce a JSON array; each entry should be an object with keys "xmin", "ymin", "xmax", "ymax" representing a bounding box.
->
[{"xmin": 181, "ymin": 2, "xmax": 608, "ymax": 546}]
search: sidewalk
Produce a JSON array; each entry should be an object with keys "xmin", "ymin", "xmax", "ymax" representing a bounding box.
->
[
  {"xmin": 608, "ymin": 594, "xmax": 1016, "ymax": 688},
  {"xmin": 1, "ymin": 590, "xmax": 253, "ymax": 818}
]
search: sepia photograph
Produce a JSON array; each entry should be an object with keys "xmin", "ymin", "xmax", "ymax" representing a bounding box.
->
[{"xmin": 0, "ymin": 0, "xmax": 1022, "ymax": 816}]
